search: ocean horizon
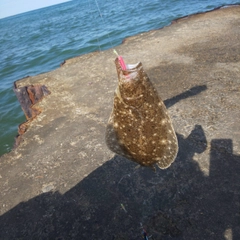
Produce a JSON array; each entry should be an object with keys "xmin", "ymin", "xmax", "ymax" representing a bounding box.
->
[{"xmin": 0, "ymin": 0, "xmax": 240, "ymax": 156}]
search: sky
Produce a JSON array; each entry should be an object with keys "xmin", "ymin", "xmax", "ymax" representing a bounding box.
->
[{"xmin": 0, "ymin": 0, "xmax": 71, "ymax": 19}]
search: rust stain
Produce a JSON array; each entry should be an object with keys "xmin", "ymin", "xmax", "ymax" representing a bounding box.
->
[
  {"xmin": 13, "ymin": 82, "xmax": 51, "ymax": 148},
  {"xmin": 60, "ymin": 60, "xmax": 66, "ymax": 67}
]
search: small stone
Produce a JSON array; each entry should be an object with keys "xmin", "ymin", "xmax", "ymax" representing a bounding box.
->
[{"xmin": 42, "ymin": 183, "xmax": 55, "ymax": 193}]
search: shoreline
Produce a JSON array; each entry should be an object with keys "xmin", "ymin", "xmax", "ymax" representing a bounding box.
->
[
  {"xmin": 0, "ymin": 3, "xmax": 239, "ymax": 156},
  {"xmin": 12, "ymin": 4, "xmax": 240, "ymax": 151}
]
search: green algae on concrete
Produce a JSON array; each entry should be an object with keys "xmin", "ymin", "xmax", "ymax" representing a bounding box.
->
[{"xmin": 0, "ymin": 6, "xmax": 240, "ymax": 240}]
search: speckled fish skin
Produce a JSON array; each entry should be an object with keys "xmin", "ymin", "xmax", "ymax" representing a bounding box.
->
[{"xmin": 106, "ymin": 58, "xmax": 178, "ymax": 169}]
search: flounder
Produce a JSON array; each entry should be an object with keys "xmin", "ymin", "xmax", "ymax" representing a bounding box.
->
[{"xmin": 106, "ymin": 58, "xmax": 178, "ymax": 169}]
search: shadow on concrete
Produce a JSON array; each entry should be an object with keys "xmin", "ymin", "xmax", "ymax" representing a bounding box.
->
[
  {"xmin": 0, "ymin": 86, "xmax": 239, "ymax": 240},
  {"xmin": 164, "ymin": 85, "xmax": 207, "ymax": 108}
]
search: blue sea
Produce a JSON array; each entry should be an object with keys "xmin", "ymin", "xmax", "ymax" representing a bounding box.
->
[{"xmin": 0, "ymin": 0, "xmax": 239, "ymax": 156}]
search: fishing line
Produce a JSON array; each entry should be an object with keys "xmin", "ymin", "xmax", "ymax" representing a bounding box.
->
[
  {"xmin": 91, "ymin": 0, "xmax": 128, "ymax": 69},
  {"xmin": 92, "ymin": 0, "xmax": 114, "ymax": 51},
  {"xmin": 87, "ymin": 0, "xmax": 102, "ymax": 52}
]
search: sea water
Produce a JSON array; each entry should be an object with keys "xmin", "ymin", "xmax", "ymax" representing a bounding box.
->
[{"xmin": 0, "ymin": 0, "xmax": 239, "ymax": 156}]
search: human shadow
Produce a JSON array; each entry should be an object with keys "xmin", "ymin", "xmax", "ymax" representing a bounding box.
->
[
  {"xmin": 1, "ymin": 126, "xmax": 239, "ymax": 239},
  {"xmin": 146, "ymin": 128, "xmax": 240, "ymax": 240},
  {"xmin": 1, "ymin": 85, "xmax": 240, "ymax": 239}
]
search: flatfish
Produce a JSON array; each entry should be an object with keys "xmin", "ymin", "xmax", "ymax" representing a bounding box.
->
[{"xmin": 106, "ymin": 58, "xmax": 178, "ymax": 169}]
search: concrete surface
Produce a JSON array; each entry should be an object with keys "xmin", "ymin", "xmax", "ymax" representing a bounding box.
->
[{"xmin": 0, "ymin": 5, "xmax": 240, "ymax": 240}]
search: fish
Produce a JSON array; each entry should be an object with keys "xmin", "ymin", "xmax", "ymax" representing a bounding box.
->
[{"xmin": 105, "ymin": 57, "xmax": 178, "ymax": 169}]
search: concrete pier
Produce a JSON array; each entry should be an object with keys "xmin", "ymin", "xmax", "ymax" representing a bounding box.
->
[{"xmin": 0, "ymin": 6, "xmax": 240, "ymax": 239}]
